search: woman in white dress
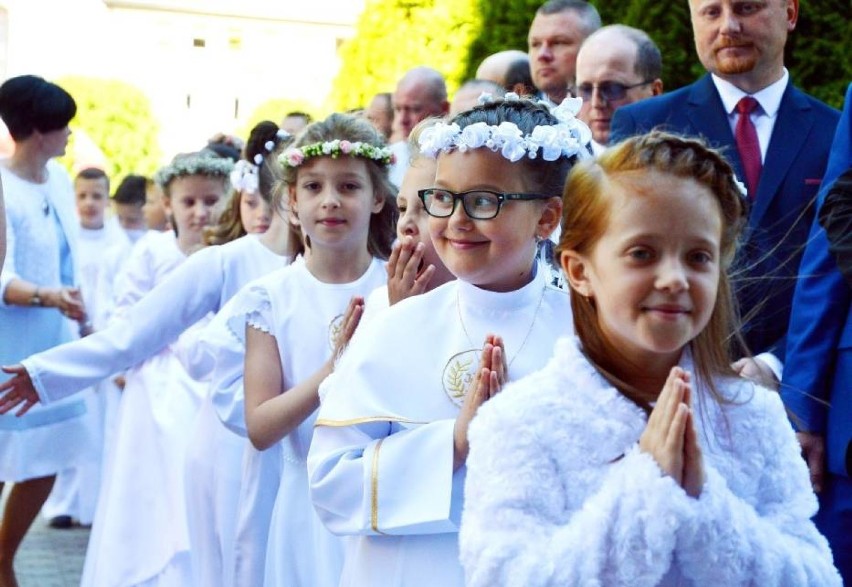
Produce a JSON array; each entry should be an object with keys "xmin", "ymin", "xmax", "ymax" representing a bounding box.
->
[
  {"xmin": 0, "ymin": 75, "xmax": 85, "ymax": 587},
  {"xmin": 307, "ymin": 95, "xmax": 592, "ymax": 586},
  {"xmin": 460, "ymin": 132, "xmax": 842, "ymax": 586}
]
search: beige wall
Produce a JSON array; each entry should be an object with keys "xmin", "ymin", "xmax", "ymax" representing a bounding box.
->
[{"xmin": 0, "ymin": 0, "xmax": 364, "ymax": 159}]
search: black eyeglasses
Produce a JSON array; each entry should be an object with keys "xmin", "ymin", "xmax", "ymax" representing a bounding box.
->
[
  {"xmin": 418, "ymin": 188, "xmax": 550, "ymax": 220},
  {"xmin": 575, "ymin": 80, "xmax": 653, "ymax": 103}
]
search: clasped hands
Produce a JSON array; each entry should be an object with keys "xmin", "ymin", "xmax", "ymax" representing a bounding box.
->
[
  {"xmin": 453, "ymin": 334, "xmax": 506, "ymax": 471},
  {"xmin": 639, "ymin": 367, "xmax": 705, "ymax": 498}
]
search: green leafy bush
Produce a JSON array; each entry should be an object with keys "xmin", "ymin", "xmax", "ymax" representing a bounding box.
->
[
  {"xmin": 57, "ymin": 76, "xmax": 161, "ymax": 181},
  {"xmin": 339, "ymin": 0, "xmax": 850, "ymax": 111}
]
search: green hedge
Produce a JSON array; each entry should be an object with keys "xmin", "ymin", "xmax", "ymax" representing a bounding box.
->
[{"xmin": 337, "ymin": 0, "xmax": 850, "ymax": 110}]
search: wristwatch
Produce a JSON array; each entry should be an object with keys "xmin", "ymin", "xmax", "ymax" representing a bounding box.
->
[{"xmin": 30, "ymin": 287, "xmax": 44, "ymax": 307}]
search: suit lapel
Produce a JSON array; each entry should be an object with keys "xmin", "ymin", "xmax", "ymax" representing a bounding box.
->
[
  {"xmin": 685, "ymin": 75, "xmax": 742, "ymax": 177},
  {"xmin": 749, "ymin": 83, "xmax": 813, "ymax": 227}
]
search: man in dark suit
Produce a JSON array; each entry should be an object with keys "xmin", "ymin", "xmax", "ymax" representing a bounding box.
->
[
  {"xmin": 782, "ymin": 83, "xmax": 852, "ymax": 583},
  {"xmin": 610, "ymin": 0, "xmax": 839, "ymax": 388}
]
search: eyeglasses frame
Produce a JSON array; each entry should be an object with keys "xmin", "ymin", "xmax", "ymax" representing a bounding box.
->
[
  {"xmin": 574, "ymin": 79, "xmax": 655, "ymax": 103},
  {"xmin": 417, "ymin": 188, "xmax": 552, "ymax": 220}
]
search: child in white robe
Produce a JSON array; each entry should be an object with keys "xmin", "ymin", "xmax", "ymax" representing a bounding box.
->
[
  {"xmin": 226, "ymin": 113, "xmax": 395, "ymax": 587},
  {"xmin": 460, "ymin": 132, "xmax": 842, "ymax": 586},
  {"xmin": 43, "ymin": 167, "xmax": 126, "ymax": 528},
  {"xmin": 363, "ymin": 117, "xmax": 455, "ymax": 319},
  {"xmin": 307, "ymin": 95, "xmax": 591, "ymax": 586},
  {"xmin": 179, "ymin": 122, "xmax": 297, "ymax": 587},
  {"xmin": 0, "ymin": 152, "xmax": 232, "ymax": 587}
]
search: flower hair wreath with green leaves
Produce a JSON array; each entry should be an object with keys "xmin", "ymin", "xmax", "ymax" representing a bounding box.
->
[
  {"xmin": 154, "ymin": 152, "xmax": 234, "ymax": 189},
  {"xmin": 278, "ymin": 139, "xmax": 395, "ymax": 169}
]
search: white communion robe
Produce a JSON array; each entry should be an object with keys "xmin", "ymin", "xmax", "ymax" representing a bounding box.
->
[
  {"xmin": 225, "ymin": 258, "xmax": 387, "ymax": 587},
  {"xmin": 18, "ymin": 233, "xmax": 285, "ymax": 587},
  {"xmin": 308, "ymin": 267, "xmax": 573, "ymax": 587},
  {"xmin": 78, "ymin": 230, "xmax": 202, "ymax": 587},
  {"xmin": 460, "ymin": 336, "xmax": 842, "ymax": 587},
  {"xmin": 43, "ymin": 221, "xmax": 128, "ymax": 525},
  {"xmin": 204, "ymin": 285, "xmax": 286, "ymax": 587},
  {"xmin": 178, "ymin": 238, "xmax": 289, "ymax": 587}
]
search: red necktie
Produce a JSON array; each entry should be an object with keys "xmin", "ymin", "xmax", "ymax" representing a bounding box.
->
[{"xmin": 735, "ymin": 96, "xmax": 762, "ymax": 200}]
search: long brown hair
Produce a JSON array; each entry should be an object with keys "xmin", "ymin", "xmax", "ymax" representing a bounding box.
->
[
  {"xmin": 204, "ymin": 121, "xmax": 291, "ymax": 246},
  {"xmin": 557, "ymin": 131, "xmax": 748, "ymax": 411}
]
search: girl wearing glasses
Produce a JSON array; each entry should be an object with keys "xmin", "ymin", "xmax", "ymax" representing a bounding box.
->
[{"xmin": 307, "ymin": 95, "xmax": 592, "ymax": 587}]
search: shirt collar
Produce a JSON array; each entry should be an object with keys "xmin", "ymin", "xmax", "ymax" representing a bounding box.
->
[{"xmin": 711, "ymin": 69, "xmax": 789, "ymax": 117}]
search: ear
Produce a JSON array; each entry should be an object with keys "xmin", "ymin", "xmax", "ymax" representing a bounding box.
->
[
  {"xmin": 560, "ymin": 250, "xmax": 594, "ymax": 298},
  {"xmin": 371, "ymin": 190, "xmax": 386, "ymax": 214},
  {"xmin": 160, "ymin": 195, "xmax": 173, "ymax": 216},
  {"xmin": 786, "ymin": 0, "xmax": 799, "ymax": 30},
  {"xmin": 535, "ymin": 196, "xmax": 563, "ymax": 241},
  {"xmin": 651, "ymin": 78, "xmax": 664, "ymax": 96},
  {"xmin": 287, "ymin": 184, "xmax": 299, "ymax": 219}
]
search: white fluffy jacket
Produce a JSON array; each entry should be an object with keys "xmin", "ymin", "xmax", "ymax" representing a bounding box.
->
[{"xmin": 460, "ymin": 337, "xmax": 841, "ymax": 587}]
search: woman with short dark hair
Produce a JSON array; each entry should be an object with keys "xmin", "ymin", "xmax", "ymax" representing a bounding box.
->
[{"xmin": 0, "ymin": 74, "xmax": 89, "ymax": 587}]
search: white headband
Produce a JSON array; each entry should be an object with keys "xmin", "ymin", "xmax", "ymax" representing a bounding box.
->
[
  {"xmin": 231, "ymin": 129, "xmax": 293, "ymax": 193},
  {"xmin": 418, "ymin": 92, "xmax": 592, "ymax": 162}
]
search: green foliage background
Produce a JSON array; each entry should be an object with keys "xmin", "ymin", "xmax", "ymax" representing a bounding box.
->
[
  {"xmin": 334, "ymin": 0, "xmax": 850, "ymax": 110},
  {"xmin": 332, "ymin": 0, "xmax": 483, "ymax": 111},
  {"xmin": 57, "ymin": 77, "xmax": 161, "ymax": 182}
]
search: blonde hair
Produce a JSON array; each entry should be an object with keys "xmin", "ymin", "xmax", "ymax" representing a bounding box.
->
[
  {"xmin": 407, "ymin": 117, "xmax": 443, "ymax": 166},
  {"xmin": 557, "ymin": 131, "xmax": 747, "ymax": 411},
  {"xmin": 277, "ymin": 113, "xmax": 397, "ymax": 260}
]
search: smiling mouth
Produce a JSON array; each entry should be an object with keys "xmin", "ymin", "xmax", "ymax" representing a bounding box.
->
[
  {"xmin": 447, "ymin": 238, "xmax": 486, "ymax": 250},
  {"xmin": 643, "ymin": 306, "xmax": 691, "ymax": 316}
]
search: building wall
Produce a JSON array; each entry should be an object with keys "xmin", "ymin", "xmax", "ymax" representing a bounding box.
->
[{"xmin": 0, "ymin": 0, "xmax": 365, "ymax": 158}]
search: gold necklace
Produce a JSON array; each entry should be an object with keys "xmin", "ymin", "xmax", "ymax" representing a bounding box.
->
[{"xmin": 455, "ymin": 283, "xmax": 547, "ymax": 370}]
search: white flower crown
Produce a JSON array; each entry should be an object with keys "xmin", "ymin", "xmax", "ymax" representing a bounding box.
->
[
  {"xmin": 230, "ymin": 160, "xmax": 260, "ymax": 194},
  {"xmin": 278, "ymin": 139, "xmax": 395, "ymax": 169},
  {"xmin": 418, "ymin": 92, "xmax": 593, "ymax": 162},
  {"xmin": 154, "ymin": 152, "xmax": 234, "ymax": 188}
]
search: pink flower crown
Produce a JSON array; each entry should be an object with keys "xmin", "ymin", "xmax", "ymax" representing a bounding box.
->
[{"xmin": 279, "ymin": 139, "xmax": 395, "ymax": 169}]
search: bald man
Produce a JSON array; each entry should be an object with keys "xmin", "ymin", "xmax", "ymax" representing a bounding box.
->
[
  {"xmin": 389, "ymin": 67, "xmax": 449, "ymax": 185},
  {"xmin": 475, "ymin": 50, "xmax": 529, "ymax": 87},
  {"xmin": 575, "ymin": 25, "xmax": 663, "ymax": 151},
  {"xmin": 449, "ymin": 79, "xmax": 505, "ymax": 117},
  {"xmin": 392, "ymin": 67, "xmax": 449, "ymax": 141}
]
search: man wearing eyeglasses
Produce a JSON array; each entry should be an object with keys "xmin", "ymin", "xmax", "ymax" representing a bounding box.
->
[{"xmin": 574, "ymin": 25, "xmax": 663, "ymax": 154}]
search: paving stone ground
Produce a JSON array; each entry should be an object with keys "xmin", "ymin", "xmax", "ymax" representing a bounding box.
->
[{"xmin": 1, "ymin": 491, "xmax": 89, "ymax": 587}]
